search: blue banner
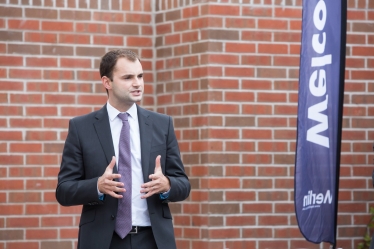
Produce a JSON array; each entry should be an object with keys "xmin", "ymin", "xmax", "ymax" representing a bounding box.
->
[{"xmin": 294, "ymin": 0, "xmax": 346, "ymax": 245}]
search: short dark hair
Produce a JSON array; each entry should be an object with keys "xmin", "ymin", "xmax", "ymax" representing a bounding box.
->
[{"xmin": 100, "ymin": 49, "xmax": 140, "ymax": 81}]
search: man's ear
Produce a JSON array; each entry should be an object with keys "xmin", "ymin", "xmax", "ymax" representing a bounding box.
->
[{"xmin": 101, "ymin": 76, "xmax": 112, "ymax": 91}]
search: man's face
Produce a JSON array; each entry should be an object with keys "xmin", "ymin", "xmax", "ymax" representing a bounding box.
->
[{"xmin": 108, "ymin": 57, "xmax": 144, "ymax": 109}]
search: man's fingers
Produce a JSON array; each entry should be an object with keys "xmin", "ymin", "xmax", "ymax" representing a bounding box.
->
[
  {"xmin": 105, "ymin": 177, "xmax": 123, "ymax": 186},
  {"xmin": 108, "ymin": 191, "xmax": 124, "ymax": 199},
  {"xmin": 154, "ymin": 155, "xmax": 161, "ymax": 173},
  {"xmin": 140, "ymin": 187, "xmax": 157, "ymax": 199},
  {"xmin": 107, "ymin": 156, "xmax": 116, "ymax": 171},
  {"xmin": 107, "ymin": 173, "xmax": 121, "ymax": 181}
]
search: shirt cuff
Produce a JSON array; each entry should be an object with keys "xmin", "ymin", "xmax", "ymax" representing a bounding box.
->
[
  {"xmin": 97, "ymin": 179, "xmax": 104, "ymax": 200},
  {"xmin": 159, "ymin": 188, "xmax": 170, "ymax": 200}
]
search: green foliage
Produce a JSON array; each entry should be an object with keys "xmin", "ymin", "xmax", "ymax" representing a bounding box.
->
[{"xmin": 357, "ymin": 207, "xmax": 374, "ymax": 249}]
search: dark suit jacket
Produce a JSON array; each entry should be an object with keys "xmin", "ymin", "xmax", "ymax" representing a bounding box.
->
[{"xmin": 56, "ymin": 104, "xmax": 190, "ymax": 249}]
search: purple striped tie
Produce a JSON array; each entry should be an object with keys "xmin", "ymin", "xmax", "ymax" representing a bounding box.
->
[{"xmin": 115, "ymin": 113, "xmax": 132, "ymax": 239}]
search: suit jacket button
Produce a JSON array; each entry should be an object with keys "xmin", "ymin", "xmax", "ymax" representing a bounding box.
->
[{"xmin": 111, "ymin": 215, "xmax": 115, "ymax": 220}]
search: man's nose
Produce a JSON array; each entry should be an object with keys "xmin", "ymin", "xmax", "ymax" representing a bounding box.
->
[{"xmin": 132, "ymin": 77, "xmax": 142, "ymax": 86}]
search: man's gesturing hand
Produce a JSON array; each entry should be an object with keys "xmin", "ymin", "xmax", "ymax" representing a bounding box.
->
[
  {"xmin": 98, "ymin": 156, "xmax": 126, "ymax": 199},
  {"xmin": 140, "ymin": 155, "xmax": 170, "ymax": 199}
]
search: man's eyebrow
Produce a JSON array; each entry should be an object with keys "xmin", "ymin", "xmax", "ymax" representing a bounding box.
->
[
  {"xmin": 121, "ymin": 72, "xmax": 144, "ymax": 77},
  {"xmin": 122, "ymin": 72, "xmax": 143, "ymax": 76}
]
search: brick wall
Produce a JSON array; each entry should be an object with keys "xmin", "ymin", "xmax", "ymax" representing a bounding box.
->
[{"xmin": 0, "ymin": 0, "xmax": 373, "ymax": 249}]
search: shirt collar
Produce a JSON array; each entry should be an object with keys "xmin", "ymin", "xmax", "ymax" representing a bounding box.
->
[{"xmin": 106, "ymin": 102, "xmax": 138, "ymax": 122}]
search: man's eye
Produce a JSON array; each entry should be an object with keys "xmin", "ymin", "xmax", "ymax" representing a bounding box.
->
[{"xmin": 138, "ymin": 74, "xmax": 143, "ymax": 78}]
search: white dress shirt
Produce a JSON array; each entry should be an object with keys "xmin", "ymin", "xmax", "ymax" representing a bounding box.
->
[{"xmin": 106, "ymin": 102, "xmax": 151, "ymax": 226}]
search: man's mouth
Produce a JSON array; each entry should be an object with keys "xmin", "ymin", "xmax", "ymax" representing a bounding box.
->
[{"xmin": 131, "ymin": 90, "xmax": 142, "ymax": 95}]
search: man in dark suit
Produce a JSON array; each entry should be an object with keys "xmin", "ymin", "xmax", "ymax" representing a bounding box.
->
[{"xmin": 56, "ymin": 49, "xmax": 190, "ymax": 249}]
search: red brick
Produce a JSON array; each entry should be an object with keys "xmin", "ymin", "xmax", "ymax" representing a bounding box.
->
[
  {"xmin": 59, "ymin": 33, "xmax": 90, "ymax": 44},
  {"xmin": 76, "ymin": 23, "xmax": 107, "ymax": 33},
  {"xmin": 256, "ymin": 68, "xmax": 286, "ymax": 78},
  {"xmin": 25, "ymin": 32, "xmax": 57, "ymax": 43},
  {"xmin": 8, "ymin": 19, "xmax": 39, "ymax": 30},
  {"xmin": 126, "ymin": 13, "xmax": 151, "ymax": 23},
  {"xmin": 26, "ymin": 179, "xmax": 57, "ymax": 190},
  {"xmin": 226, "ymin": 43, "xmax": 256, "ymax": 53},
  {"xmin": 26, "ymin": 82, "xmax": 58, "ymax": 92},
  {"xmin": 94, "ymin": 35, "xmax": 124, "ymax": 45},
  {"xmin": 182, "ymin": 203, "xmax": 200, "ymax": 214},
  {"xmin": 7, "ymin": 217, "xmax": 39, "ymax": 228},
  {"xmin": 9, "ymin": 191, "xmax": 42, "ymax": 203},
  {"xmin": 7, "ymin": 242, "xmax": 39, "ymax": 249},
  {"xmin": 0, "ymin": 56, "xmax": 23, "ymax": 66},
  {"xmin": 258, "ymin": 43, "xmax": 288, "ymax": 54},
  {"xmin": 242, "ymin": 6, "xmax": 272, "ymax": 16},
  {"xmin": 205, "ymin": 54, "xmax": 239, "ymax": 64},
  {"xmin": 41, "ymin": 217, "xmax": 74, "ymax": 227},
  {"xmin": 0, "ymin": 179, "xmax": 24, "ymax": 189},
  {"xmin": 226, "ymin": 191, "xmax": 256, "ymax": 201},
  {"xmin": 43, "ymin": 70, "xmax": 74, "ymax": 80},
  {"xmin": 0, "ymin": 81, "xmax": 23, "ymax": 91},
  {"xmin": 202, "ymin": 103, "xmax": 239, "ymax": 114},
  {"xmin": 165, "ymin": 34, "xmax": 180, "ymax": 45},
  {"xmin": 26, "ymin": 131, "xmax": 57, "ymax": 141},
  {"xmin": 59, "ymin": 58, "xmax": 91, "ymax": 68},
  {"xmin": 45, "ymin": 94, "xmax": 75, "ymax": 104},
  {"xmin": 191, "ymin": 141, "xmax": 222, "ymax": 152},
  {"xmin": 259, "ymin": 215, "xmax": 288, "ymax": 225},
  {"xmin": 10, "ymin": 143, "xmax": 42, "ymax": 153},
  {"xmin": 26, "ymin": 155, "xmax": 58, "ymax": 165},
  {"xmin": 0, "ymin": 131, "xmax": 22, "ymax": 141},
  {"xmin": 26, "ymin": 106, "xmax": 57, "ymax": 116},
  {"xmin": 353, "ymin": 46, "xmax": 374, "ymax": 57},
  {"xmin": 0, "ymin": 93, "xmax": 7, "ymax": 103},
  {"xmin": 0, "ymin": 205, "xmax": 23, "ymax": 215},
  {"xmin": 242, "ymin": 30, "xmax": 272, "ymax": 41},
  {"xmin": 275, "ymin": 7, "xmax": 302, "ymax": 18},
  {"xmin": 44, "ymin": 118, "xmax": 69, "ymax": 128},
  {"xmin": 65, "ymin": 81, "xmax": 93, "ymax": 92},
  {"xmin": 77, "ymin": 95, "xmax": 107, "ymax": 105},
  {"xmin": 9, "ymin": 69, "xmax": 41, "ymax": 79},
  {"xmin": 182, "ymin": 31, "xmax": 199, "ymax": 43},
  {"xmin": 8, "ymin": 167, "xmax": 42, "ymax": 178},
  {"xmin": 202, "ymin": 4, "xmax": 239, "ymax": 16},
  {"xmin": 26, "ymin": 57, "xmax": 57, "ymax": 67},
  {"xmin": 242, "ymin": 56, "xmax": 271, "ymax": 67},
  {"xmin": 208, "ymin": 228, "xmax": 240, "ymax": 239},
  {"xmin": 183, "ymin": 6, "xmax": 199, "ymax": 18},
  {"xmin": 92, "ymin": 12, "xmax": 123, "ymax": 22},
  {"xmin": 26, "ymin": 229, "xmax": 58, "ymax": 239},
  {"xmin": 192, "ymin": 17, "xmax": 223, "ymax": 30},
  {"xmin": 26, "ymin": 204, "xmax": 58, "ymax": 215},
  {"xmin": 227, "ymin": 18, "xmax": 255, "ymax": 30},
  {"xmin": 191, "ymin": 66, "xmax": 222, "ymax": 78},
  {"xmin": 224, "ymin": 67, "xmax": 254, "ymax": 77},
  {"xmin": 203, "ymin": 178, "xmax": 240, "ymax": 189},
  {"xmin": 42, "ymin": 21, "xmax": 73, "ymax": 31},
  {"xmin": 61, "ymin": 107, "xmax": 92, "ymax": 116},
  {"xmin": 127, "ymin": 36, "xmax": 152, "ymax": 47},
  {"xmin": 184, "ymin": 227, "xmax": 200, "ymax": 239},
  {"xmin": 156, "ymin": 23, "xmax": 172, "ymax": 35},
  {"xmin": 259, "ymin": 240, "xmax": 289, "ymax": 248},
  {"xmin": 245, "ymin": 227, "xmax": 275, "ymax": 239},
  {"xmin": 258, "ymin": 19, "xmax": 288, "ymax": 29},
  {"xmin": 60, "ymin": 228, "xmax": 79, "ymax": 239},
  {"xmin": 208, "ymin": 79, "xmax": 239, "ymax": 89}
]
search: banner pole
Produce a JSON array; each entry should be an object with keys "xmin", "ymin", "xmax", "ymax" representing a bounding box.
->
[{"xmin": 333, "ymin": 0, "xmax": 347, "ymax": 247}]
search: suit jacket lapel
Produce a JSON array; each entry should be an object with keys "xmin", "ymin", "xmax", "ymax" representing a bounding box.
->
[
  {"xmin": 137, "ymin": 105, "xmax": 152, "ymax": 183},
  {"xmin": 93, "ymin": 104, "xmax": 117, "ymax": 174}
]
